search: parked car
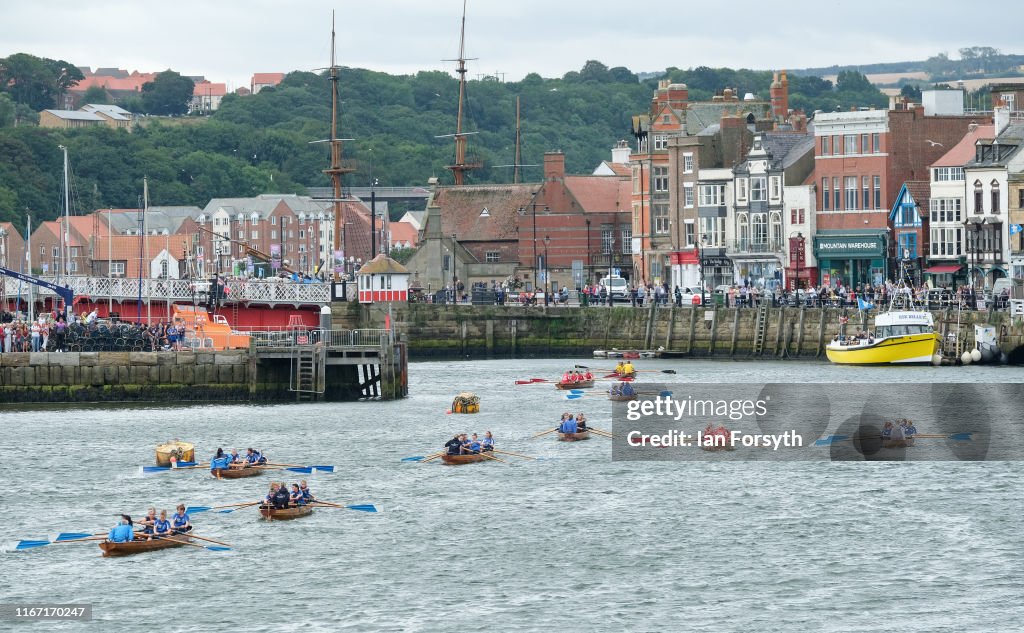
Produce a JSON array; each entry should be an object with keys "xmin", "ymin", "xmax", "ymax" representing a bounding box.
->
[{"xmin": 678, "ymin": 287, "xmax": 703, "ymax": 305}]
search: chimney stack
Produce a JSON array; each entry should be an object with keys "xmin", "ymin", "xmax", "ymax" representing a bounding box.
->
[{"xmin": 544, "ymin": 151, "xmax": 566, "ymax": 181}]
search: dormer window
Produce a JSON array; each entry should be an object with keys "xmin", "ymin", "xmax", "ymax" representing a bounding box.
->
[
  {"xmin": 479, "ymin": 207, "xmax": 490, "ymax": 217},
  {"xmin": 250, "ymin": 212, "xmax": 259, "ymax": 225},
  {"xmin": 197, "ymin": 214, "xmax": 206, "ymax": 224}
]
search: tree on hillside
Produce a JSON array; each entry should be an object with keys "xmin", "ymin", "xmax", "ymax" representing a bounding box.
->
[
  {"xmin": 900, "ymin": 84, "xmax": 922, "ymax": 100},
  {"xmin": 141, "ymin": 71, "xmax": 195, "ymax": 115},
  {"xmin": 81, "ymin": 85, "xmax": 110, "ymax": 105},
  {"xmin": 0, "ymin": 53, "xmax": 83, "ymax": 110},
  {"xmin": 0, "ymin": 93, "xmax": 15, "ymax": 127}
]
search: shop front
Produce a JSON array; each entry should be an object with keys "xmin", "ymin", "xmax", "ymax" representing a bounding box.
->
[
  {"xmin": 814, "ymin": 231, "xmax": 888, "ymax": 289},
  {"xmin": 669, "ymin": 250, "xmax": 700, "ymax": 290}
]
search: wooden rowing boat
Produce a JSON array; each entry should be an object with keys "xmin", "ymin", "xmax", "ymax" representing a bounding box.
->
[
  {"xmin": 259, "ymin": 504, "xmax": 315, "ymax": 520},
  {"xmin": 99, "ymin": 535, "xmax": 192, "ymax": 557},
  {"xmin": 558, "ymin": 431, "xmax": 591, "ymax": 441},
  {"xmin": 214, "ymin": 466, "xmax": 264, "ymax": 479},
  {"xmin": 440, "ymin": 453, "xmax": 488, "ymax": 464},
  {"xmin": 556, "ymin": 379, "xmax": 594, "ymax": 390},
  {"xmin": 883, "ymin": 437, "xmax": 915, "ymax": 448},
  {"xmin": 156, "ymin": 440, "xmax": 195, "ymax": 467},
  {"xmin": 608, "ymin": 393, "xmax": 637, "ymax": 402}
]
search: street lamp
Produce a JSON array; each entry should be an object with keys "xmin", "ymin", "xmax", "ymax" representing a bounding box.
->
[
  {"xmin": 544, "ymin": 235, "xmax": 551, "ymax": 305},
  {"xmin": 963, "ymin": 217, "xmax": 986, "ymax": 298},
  {"xmin": 451, "ymin": 233, "xmax": 458, "ymax": 304},
  {"xmin": 584, "ymin": 218, "xmax": 591, "ymax": 287},
  {"xmin": 698, "ymin": 234, "xmax": 707, "ymax": 306},
  {"xmin": 518, "ymin": 202, "xmax": 549, "ymax": 291}
]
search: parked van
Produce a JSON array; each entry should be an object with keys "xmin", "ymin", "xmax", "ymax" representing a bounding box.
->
[{"xmin": 598, "ymin": 275, "xmax": 629, "ymax": 301}]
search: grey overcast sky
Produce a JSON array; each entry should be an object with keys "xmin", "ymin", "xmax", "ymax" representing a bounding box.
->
[{"xmin": 2, "ymin": 0, "xmax": 1019, "ymax": 89}]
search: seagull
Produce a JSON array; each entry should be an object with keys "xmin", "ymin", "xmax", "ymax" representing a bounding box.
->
[{"xmin": 926, "ymin": 140, "xmax": 943, "ymax": 147}]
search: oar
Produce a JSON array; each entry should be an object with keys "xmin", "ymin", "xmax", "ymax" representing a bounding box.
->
[
  {"xmin": 310, "ymin": 500, "xmax": 379, "ymax": 513},
  {"xmin": 476, "ymin": 451, "xmax": 509, "ymax": 464},
  {"xmin": 186, "ymin": 501, "xmax": 262, "ymax": 514},
  {"xmin": 186, "ymin": 533, "xmax": 233, "ymax": 548},
  {"xmin": 813, "ymin": 433, "xmax": 972, "ymax": 446},
  {"xmin": 313, "ymin": 466, "xmax": 335, "ymax": 473},
  {"xmin": 54, "ymin": 531, "xmax": 104, "ymax": 542},
  {"xmin": 17, "ymin": 532, "xmax": 143, "ymax": 549},
  {"xmin": 265, "ymin": 462, "xmax": 304, "ymax": 468},
  {"xmin": 156, "ymin": 535, "xmax": 230, "ymax": 551},
  {"xmin": 492, "ymin": 449, "xmax": 536, "ymax": 460},
  {"xmin": 588, "ymin": 427, "xmax": 614, "ymax": 438},
  {"xmin": 402, "ymin": 452, "xmax": 444, "ymax": 462},
  {"xmin": 575, "ymin": 363, "xmax": 676, "ymax": 374},
  {"xmin": 421, "ymin": 454, "xmax": 446, "ymax": 463},
  {"xmin": 532, "ymin": 427, "xmax": 559, "ymax": 438},
  {"xmin": 515, "ymin": 378, "xmax": 551, "ymax": 385}
]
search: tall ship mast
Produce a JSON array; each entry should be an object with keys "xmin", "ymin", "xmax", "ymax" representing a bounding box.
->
[
  {"xmin": 443, "ymin": 0, "xmax": 481, "ymax": 185},
  {"xmin": 323, "ymin": 12, "xmax": 355, "ymax": 279}
]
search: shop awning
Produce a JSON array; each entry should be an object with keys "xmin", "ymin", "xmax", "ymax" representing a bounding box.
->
[{"xmin": 924, "ymin": 264, "xmax": 963, "ymax": 274}]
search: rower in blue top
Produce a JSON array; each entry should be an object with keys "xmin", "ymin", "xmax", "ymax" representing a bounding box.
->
[
  {"xmin": 151, "ymin": 510, "xmax": 172, "ymax": 541},
  {"xmin": 480, "ymin": 431, "xmax": 494, "ymax": 452},
  {"xmin": 228, "ymin": 449, "xmax": 242, "ymax": 464},
  {"xmin": 289, "ymin": 483, "xmax": 306, "ymax": 506},
  {"xmin": 171, "ymin": 504, "xmax": 192, "ymax": 534},
  {"xmin": 246, "ymin": 448, "xmax": 267, "ymax": 465},
  {"xmin": 467, "ymin": 433, "xmax": 482, "ymax": 454},
  {"xmin": 560, "ymin": 415, "xmax": 578, "ymax": 434},
  {"xmin": 299, "ymin": 480, "xmax": 316, "ymax": 503},
  {"xmin": 108, "ymin": 515, "xmax": 136, "ymax": 543}
]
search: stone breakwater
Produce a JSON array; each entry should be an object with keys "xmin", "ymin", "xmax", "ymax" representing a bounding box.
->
[{"xmin": 0, "ymin": 350, "xmax": 292, "ymax": 404}]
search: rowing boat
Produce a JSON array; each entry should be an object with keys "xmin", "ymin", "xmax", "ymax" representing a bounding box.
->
[
  {"xmin": 99, "ymin": 535, "xmax": 192, "ymax": 557},
  {"xmin": 440, "ymin": 453, "xmax": 488, "ymax": 464},
  {"xmin": 156, "ymin": 440, "xmax": 195, "ymax": 467},
  {"xmin": 214, "ymin": 466, "xmax": 264, "ymax": 479},
  {"xmin": 608, "ymin": 393, "xmax": 637, "ymax": 402},
  {"xmin": 613, "ymin": 371, "xmax": 637, "ymax": 379},
  {"xmin": 556, "ymin": 379, "xmax": 594, "ymax": 390},
  {"xmin": 259, "ymin": 504, "xmax": 314, "ymax": 520},
  {"xmin": 558, "ymin": 431, "xmax": 591, "ymax": 441},
  {"xmin": 883, "ymin": 437, "xmax": 915, "ymax": 448}
]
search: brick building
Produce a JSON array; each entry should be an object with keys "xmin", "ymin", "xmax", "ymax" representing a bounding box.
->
[{"xmin": 812, "ymin": 91, "xmax": 984, "ymax": 288}]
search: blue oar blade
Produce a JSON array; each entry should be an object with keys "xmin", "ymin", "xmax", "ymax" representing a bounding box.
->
[
  {"xmin": 173, "ymin": 461, "xmax": 197, "ymax": 468},
  {"xmin": 16, "ymin": 540, "xmax": 50, "ymax": 550},
  {"xmin": 569, "ymin": 389, "xmax": 586, "ymax": 394},
  {"xmin": 286, "ymin": 467, "xmax": 313, "ymax": 474},
  {"xmin": 55, "ymin": 532, "xmax": 95, "ymax": 542},
  {"xmin": 205, "ymin": 546, "xmax": 231, "ymax": 551},
  {"xmin": 814, "ymin": 435, "xmax": 848, "ymax": 447},
  {"xmin": 313, "ymin": 465, "xmax": 334, "ymax": 473},
  {"xmin": 346, "ymin": 504, "xmax": 378, "ymax": 513},
  {"xmin": 185, "ymin": 506, "xmax": 210, "ymax": 514},
  {"xmin": 565, "ymin": 394, "xmax": 584, "ymax": 400},
  {"xmin": 401, "ymin": 456, "xmax": 425, "ymax": 462},
  {"xmin": 142, "ymin": 466, "xmax": 170, "ymax": 473},
  {"xmin": 949, "ymin": 432, "xmax": 973, "ymax": 441},
  {"xmin": 659, "ymin": 390, "xmax": 673, "ymax": 397}
]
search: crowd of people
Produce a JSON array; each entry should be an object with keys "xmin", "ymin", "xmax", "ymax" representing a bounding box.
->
[
  {"xmin": 557, "ymin": 412, "xmax": 589, "ymax": 434},
  {"xmin": 261, "ymin": 481, "xmax": 317, "ymax": 509},
  {"xmin": 106, "ymin": 504, "xmax": 193, "ymax": 543},
  {"xmin": 0, "ymin": 309, "xmax": 191, "ymax": 353},
  {"xmin": 443, "ymin": 432, "xmax": 495, "ymax": 455},
  {"xmin": 209, "ymin": 447, "xmax": 268, "ymax": 478}
]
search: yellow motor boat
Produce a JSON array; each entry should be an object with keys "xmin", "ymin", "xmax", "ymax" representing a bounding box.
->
[
  {"xmin": 156, "ymin": 440, "xmax": 195, "ymax": 466},
  {"xmin": 826, "ymin": 311, "xmax": 940, "ymax": 365}
]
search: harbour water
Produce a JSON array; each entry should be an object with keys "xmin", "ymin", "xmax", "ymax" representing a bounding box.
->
[{"xmin": 2, "ymin": 358, "xmax": 1022, "ymax": 632}]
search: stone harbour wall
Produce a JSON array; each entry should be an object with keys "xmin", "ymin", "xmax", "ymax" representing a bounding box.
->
[{"xmin": 0, "ymin": 350, "xmax": 294, "ymax": 404}]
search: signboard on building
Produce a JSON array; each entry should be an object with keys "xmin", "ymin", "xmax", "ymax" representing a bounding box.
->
[
  {"xmin": 333, "ymin": 250, "xmax": 345, "ymax": 274},
  {"xmin": 813, "ymin": 235, "xmax": 885, "ymax": 258}
]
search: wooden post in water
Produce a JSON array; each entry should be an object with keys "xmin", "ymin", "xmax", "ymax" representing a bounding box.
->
[
  {"xmin": 774, "ymin": 307, "xmax": 785, "ymax": 356},
  {"xmin": 686, "ymin": 307, "xmax": 697, "ymax": 355},
  {"xmin": 816, "ymin": 308, "xmax": 827, "ymax": 357},
  {"xmin": 730, "ymin": 307, "xmax": 741, "ymax": 356},
  {"xmin": 664, "ymin": 305, "xmax": 675, "ymax": 350},
  {"xmin": 796, "ymin": 308, "xmax": 807, "ymax": 357}
]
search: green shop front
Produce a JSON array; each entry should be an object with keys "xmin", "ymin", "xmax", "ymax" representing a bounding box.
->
[{"xmin": 813, "ymin": 230, "xmax": 888, "ymax": 288}]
